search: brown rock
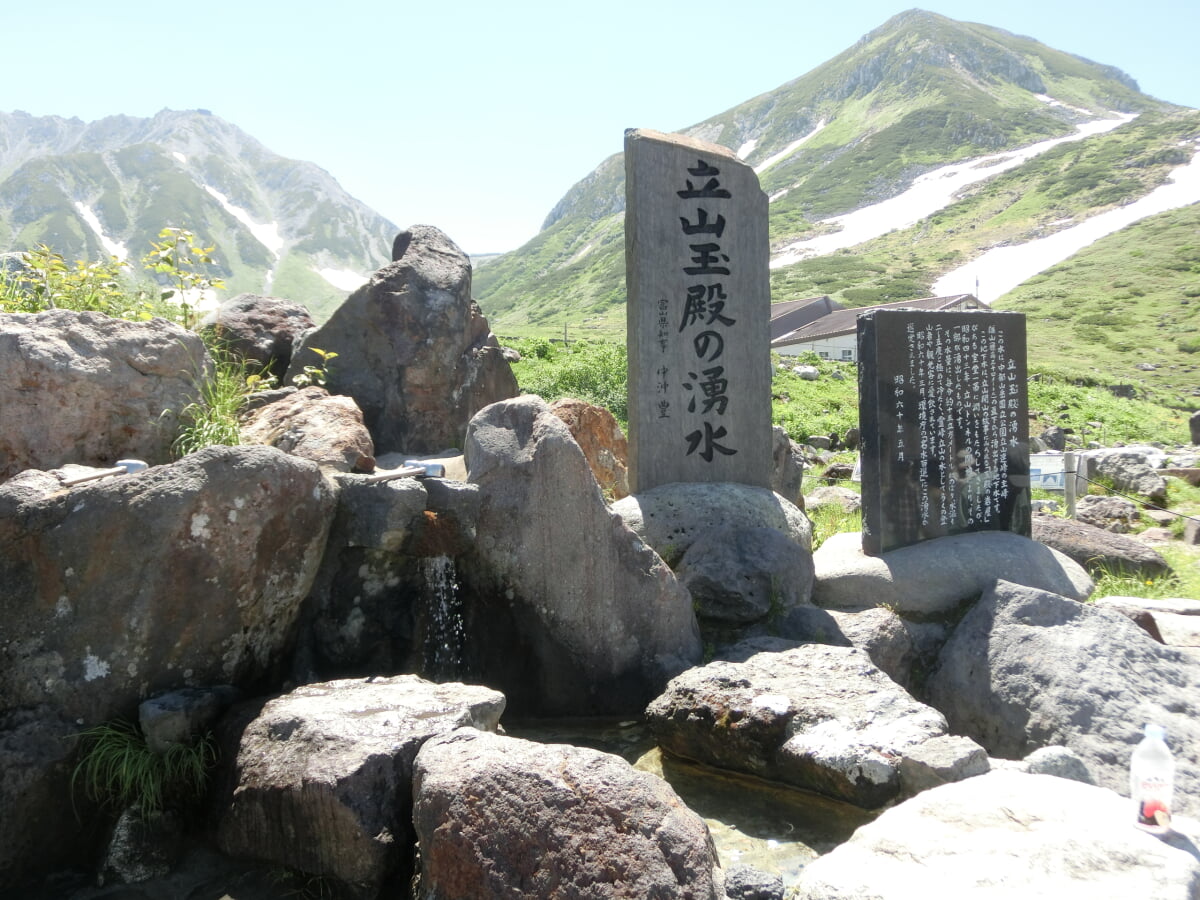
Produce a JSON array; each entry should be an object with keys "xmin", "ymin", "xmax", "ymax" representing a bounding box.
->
[
  {"xmin": 413, "ymin": 728, "xmax": 724, "ymax": 899},
  {"xmin": 240, "ymin": 386, "xmax": 375, "ymax": 472},
  {"xmin": 549, "ymin": 397, "xmax": 629, "ymax": 499}
]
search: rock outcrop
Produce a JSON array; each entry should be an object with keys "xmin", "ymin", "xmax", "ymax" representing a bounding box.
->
[
  {"xmin": 412, "ymin": 728, "xmax": 725, "ymax": 899},
  {"xmin": 0, "ymin": 445, "xmax": 336, "ymax": 723},
  {"xmin": 0, "ymin": 310, "xmax": 205, "ymax": 480},
  {"xmin": 198, "ymin": 293, "xmax": 315, "ymax": 381},
  {"xmin": 286, "ymin": 226, "xmax": 518, "ymax": 453},
  {"xmin": 790, "ymin": 771, "xmax": 1200, "ymax": 899},
  {"xmin": 646, "ymin": 638, "xmax": 985, "ymax": 808},
  {"xmin": 813, "ymin": 530, "xmax": 1093, "ymax": 616},
  {"xmin": 463, "ymin": 395, "xmax": 701, "ymax": 715},
  {"xmin": 215, "ymin": 676, "xmax": 505, "ymax": 896},
  {"xmin": 927, "ymin": 580, "xmax": 1200, "ymax": 816},
  {"xmin": 549, "ymin": 397, "xmax": 630, "ymax": 500}
]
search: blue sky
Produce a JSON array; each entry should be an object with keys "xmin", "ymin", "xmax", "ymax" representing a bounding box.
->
[{"xmin": 3, "ymin": 1, "xmax": 1197, "ymax": 255}]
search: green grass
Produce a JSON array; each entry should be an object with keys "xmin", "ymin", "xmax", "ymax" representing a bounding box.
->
[{"xmin": 72, "ymin": 719, "xmax": 216, "ymax": 817}]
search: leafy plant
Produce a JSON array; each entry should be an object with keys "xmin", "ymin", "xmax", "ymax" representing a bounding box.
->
[
  {"xmin": 292, "ymin": 347, "xmax": 338, "ymax": 388},
  {"xmin": 72, "ymin": 719, "xmax": 216, "ymax": 818},
  {"xmin": 142, "ymin": 226, "xmax": 226, "ymax": 328},
  {"xmin": 809, "ymin": 504, "xmax": 863, "ymax": 551},
  {"xmin": 172, "ymin": 342, "xmax": 263, "ymax": 456}
]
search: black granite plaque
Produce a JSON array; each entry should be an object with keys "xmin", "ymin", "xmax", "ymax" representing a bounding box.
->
[{"xmin": 858, "ymin": 310, "xmax": 1031, "ymax": 555}]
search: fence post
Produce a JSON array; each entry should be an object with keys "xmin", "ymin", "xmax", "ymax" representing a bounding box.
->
[{"xmin": 1064, "ymin": 451, "xmax": 1077, "ymax": 519}]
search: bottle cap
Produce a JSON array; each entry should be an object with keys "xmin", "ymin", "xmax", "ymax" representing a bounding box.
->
[{"xmin": 1146, "ymin": 723, "xmax": 1167, "ymax": 741}]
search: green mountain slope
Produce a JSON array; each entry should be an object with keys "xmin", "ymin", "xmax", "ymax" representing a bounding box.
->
[
  {"xmin": 473, "ymin": 9, "xmax": 1176, "ymax": 337},
  {"xmin": 0, "ymin": 109, "xmax": 396, "ymax": 321}
]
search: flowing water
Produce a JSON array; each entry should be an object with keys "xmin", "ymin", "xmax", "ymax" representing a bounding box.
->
[
  {"xmin": 504, "ymin": 717, "xmax": 874, "ymax": 883},
  {"xmin": 420, "ymin": 554, "xmax": 466, "ymax": 680}
]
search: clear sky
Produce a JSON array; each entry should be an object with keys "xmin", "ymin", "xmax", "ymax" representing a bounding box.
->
[{"xmin": 3, "ymin": 1, "xmax": 1197, "ymax": 255}]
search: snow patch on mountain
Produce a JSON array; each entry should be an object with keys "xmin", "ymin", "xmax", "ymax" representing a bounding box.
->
[
  {"xmin": 316, "ymin": 268, "xmax": 367, "ymax": 292},
  {"xmin": 754, "ymin": 120, "xmax": 827, "ymax": 176},
  {"xmin": 73, "ymin": 202, "xmax": 128, "ymax": 262},
  {"xmin": 172, "ymin": 152, "xmax": 187, "ymax": 165},
  {"xmin": 770, "ymin": 114, "xmax": 1136, "ymax": 269},
  {"xmin": 737, "ymin": 139, "xmax": 758, "ymax": 160},
  {"xmin": 202, "ymin": 186, "xmax": 283, "ymax": 258},
  {"xmin": 933, "ymin": 138, "xmax": 1200, "ymax": 303}
]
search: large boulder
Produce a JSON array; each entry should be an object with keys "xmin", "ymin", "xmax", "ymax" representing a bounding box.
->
[
  {"xmin": 812, "ymin": 530, "xmax": 1093, "ymax": 617},
  {"xmin": 549, "ymin": 397, "xmax": 629, "ymax": 500},
  {"xmin": 0, "ymin": 708, "xmax": 90, "ymax": 889},
  {"xmin": 926, "ymin": 580, "xmax": 1200, "ymax": 816},
  {"xmin": 412, "ymin": 728, "xmax": 725, "ymax": 899},
  {"xmin": 1084, "ymin": 449, "xmax": 1169, "ymax": 504},
  {"xmin": 462, "ymin": 395, "xmax": 701, "ymax": 715},
  {"xmin": 285, "ymin": 226, "xmax": 518, "ymax": 454},
  {"xmin": 0, "ymin": 445, "xmax": 336, "ymax": 724},
  {"xmin": 611, "ymin": 481, "xmax": 811, "ymax": 567},
  {"xmin": 240, "ymin": 385, "xmax": 376, "ymax": 472},
  {"xmin": 676, "ymin": 525, "xmax": 814, "ymax": 625},
  {"xmin": 198, "ymin": 293, "xmax": 315, "ymax": 380},
  {"xmin": 646, "ymin": 638, "xmax": 985, "ymax": 808},
  {"xmin": 790, "ymin": 771, "xmax": 1200, "ymax": 899},
  {"xmin": 1033, "ymin": 512, "xmax": 1171, "ymax": 578},
  {"xmin": 0, "ymin": 310, "xmax": 205, "ymax": 481},
  {"xmin": 215, "ymin": 676, "xmax": 505, "ymax": 897}
]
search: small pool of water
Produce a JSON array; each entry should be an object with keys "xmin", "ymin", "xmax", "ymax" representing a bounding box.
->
[{"xmin": 503, "ymin": 717, "xmax": 874, "ymax": 883}]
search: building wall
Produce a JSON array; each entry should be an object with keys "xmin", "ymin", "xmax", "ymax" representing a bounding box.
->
[{"xmin": 775, "ymin": 333, "xmax": 858, "ymax": 360}]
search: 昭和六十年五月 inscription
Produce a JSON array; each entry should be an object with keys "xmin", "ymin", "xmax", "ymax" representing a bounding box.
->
[{"xmin": 624, "ymin": 129, "xmax": 771, "ymax": 493}]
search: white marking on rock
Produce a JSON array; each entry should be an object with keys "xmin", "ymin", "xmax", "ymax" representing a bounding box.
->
[
  {"xmin": 82, "ymin": 652, "xmax": 110, "ymax": 681},
  {"xmin": 190, "ymin": 512, "xmax": 212, "ymax": 540}
]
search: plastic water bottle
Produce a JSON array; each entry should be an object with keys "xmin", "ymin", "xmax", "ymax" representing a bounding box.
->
[{"xmin": 1130, "ymin": 723, "xmax": 1174, "ymax": 831}]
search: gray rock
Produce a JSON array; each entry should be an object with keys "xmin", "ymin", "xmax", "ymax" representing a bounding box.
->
[
  {"xmin": 286, "ymin": 225, "xmax": 518, "ymax": 454},
  {"xmin": 790, "ymin": 771, "xmax": 1200, "ymax": 899},
  {"xmin": 1191, "ymin": 410, "xmax": 1200, "ymax": 445},
  {"xmin": 0, "ymin": 445, "xmax": 336, "ymax": 724},
  {"xmin": 723, "ymin": 863, "xmax": 785, "ymax": 900},
  {"xmin": 895, "ymin": 734, "xmax": 990, "ymax": 796},
  {"xmin": 1033, "ymin": 513, "xmax": 1171, "ymax": 578},
  {"xmin": 0, "ymin": 707, "xmax": 82, "ymax": 886},
  {"xmin": 812, "ymin": 530, "xmax": 1092, "ymax": 618},
  {"xmin": 1038, "ymin": 425, "xmax": 1066, "ymax": 451},
  {"xmin": 0, "ymin": 310, "xmax": 205, "ymax": 481},
  {"xmin": 1022, "ymin": 746, "xmax": 1094, "ymax": 784},
  {"xmin": 1076, "ymin": 493, "xmax": 1141, "ymax": 532},
  {"xmin": 803, "ymin": 485, "xmax": 861, "ymax": 515},
  {"xmin": 240, "ymin": 385, "xmax": 375, "ymax": 472},
  {"xmin": 215, "ymin": 676, "xmax": 505, "ymax": 896},
  {"xmin": 412, "ymin": 728, "xmax": 724, "ymax": 900},
  {"xmin": 770, "ymin": 426, "xmax": 805, "ymax": 507},
  {"xmin": 646, "ymin": 639, "xmax": 981, "ymax": 808},
  {"xmin": 1089, "ymin": 450, "xmax": 1169, "ymax": 503},
  {"xmin": 138, "ymin": 686, "xmax": 237, "ymax": 754},
  {"xmin": 295, "ymin": 475, "xmax": 432, "ymax": 678},
  {"xmin": 99, "ymin": 808, "xmax": 183, "ymax": 886},
  {"xmin": 792, "ymin": 365, "xmax": 820, "ymax": 381},
  {"xmin": 827, "ymin": 607, "xmax": 922, "ymax": 690},
  {"xmin": 926, "ymin": 580, "xmax": 1200, "ymax": 816},
  {"xmin": 678, "ymin": 526, "xmax": 814, "ymax": 624},
  {"xmin": 464, "ymin": 395, "xmax": 701, "ymax": 715},
  {"xmin": 612, "ymin": 481, "xmax": 811, "ymax": 568},
  {"xmin": 197, "ymin": 292, "xmax": 315, "ymax": 381}
]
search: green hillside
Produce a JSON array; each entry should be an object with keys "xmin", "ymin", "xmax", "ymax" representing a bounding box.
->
[{"xmin": 474, "ymin": 9, "xmax": 1168, "ymax": 337}]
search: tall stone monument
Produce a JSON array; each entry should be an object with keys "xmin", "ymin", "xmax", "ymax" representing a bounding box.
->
[
  {"xmin": 858, "ymin": 309, "xmax": 1031, "ymax": 555},
  {"xmin": 624, "ymin": 128, "xmax": 772, "ymax": 493}
]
